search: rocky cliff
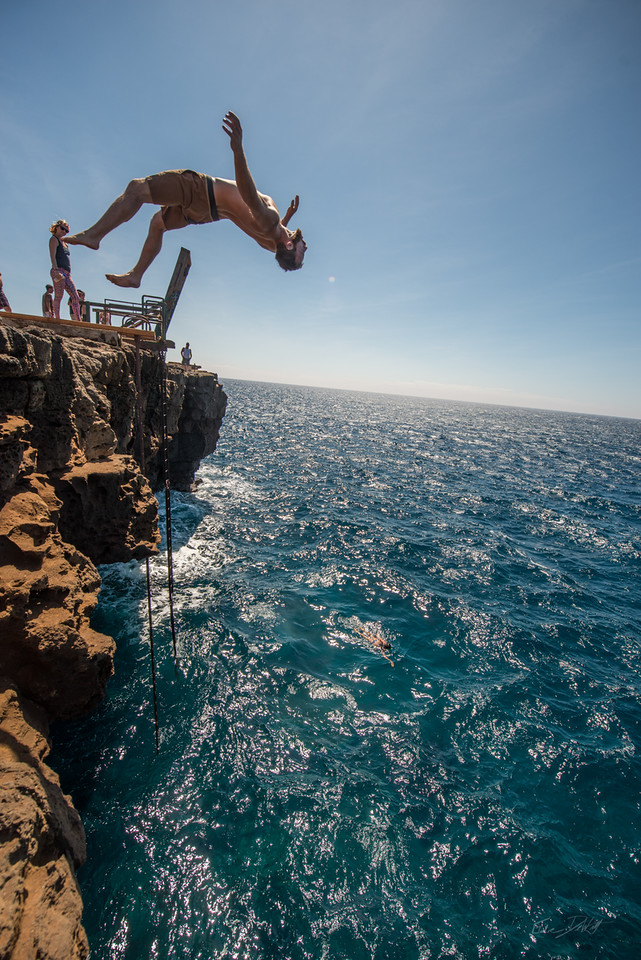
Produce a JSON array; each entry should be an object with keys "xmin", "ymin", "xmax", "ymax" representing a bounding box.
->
[{"xmin": 0, "ymin": 318, "xmax": 226, "ymax": 959}]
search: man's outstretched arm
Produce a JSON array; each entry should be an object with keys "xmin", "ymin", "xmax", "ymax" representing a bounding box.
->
[
  {"xmin": 281, "ymin": 195, "xmax": 300, "ymax": 228},
  {"xmin": 222, "ymin": 111, "xmax": 279, "ymax": 233}
]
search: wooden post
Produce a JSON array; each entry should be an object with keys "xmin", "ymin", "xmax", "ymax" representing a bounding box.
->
[{"xmin": 162, "ymin": 247, "xmax": 191, "ymax": 338}]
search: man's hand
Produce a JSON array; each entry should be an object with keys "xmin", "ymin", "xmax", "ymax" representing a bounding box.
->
[
  {"xmin": 221, "ymin": 109, "xmax": 281, "ymax": 236},
  {"xmin": 282, "ymin": 195, "xmax": 300, "ymax": 227},
  {"xmin": 222, "ymin": 111, "xmax": 243, "ymax": 153}
]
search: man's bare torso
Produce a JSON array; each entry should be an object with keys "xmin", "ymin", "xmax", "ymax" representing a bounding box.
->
[{"xmin": 212, "ymin": 178, "xmax": 281, "ymax": 251}]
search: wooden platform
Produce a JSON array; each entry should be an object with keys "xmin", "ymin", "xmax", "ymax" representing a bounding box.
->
[{"xmin": 1, "ymin": 312, "xmax": 157, "ymax": 342}]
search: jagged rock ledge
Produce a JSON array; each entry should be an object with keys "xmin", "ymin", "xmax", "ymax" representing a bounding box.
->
[{"xmin": 0, "ymin": 319, "xmax": 226, "ymax": 959}]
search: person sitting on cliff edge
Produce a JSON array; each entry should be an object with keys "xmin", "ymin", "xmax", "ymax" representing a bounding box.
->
[
  {"xmin": 66, "ymin": 111, "xmax": 306, "ymax": 288},
  {"xmin": 0, "ymin": 272, "xmax": 12, "ymax": 313}
]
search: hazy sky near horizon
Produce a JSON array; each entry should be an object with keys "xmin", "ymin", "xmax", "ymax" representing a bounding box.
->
[{"xmin": 2, "ymin": 0, "xmax": 640, "ymax": 418}]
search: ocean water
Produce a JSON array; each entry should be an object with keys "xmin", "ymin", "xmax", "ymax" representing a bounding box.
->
[{"xmin": 52, "ymin": 380, "xmax": 641, "ymax": 959}]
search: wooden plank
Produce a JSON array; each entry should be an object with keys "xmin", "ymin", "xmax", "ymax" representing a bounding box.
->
[
  {"xmin": 1, "ymin": 312, "xmax": 156, "ymax": 341},
  {"xmin": 3, "ymin": 312, "xmax": 94, "ymax": 329},
  {"xmin": 163, "ymin": 247, "xmax": 191, "ymax": 336},
  {"xmin": 119, "ymin": 328, "xmax": 156, "ymax": 341}
]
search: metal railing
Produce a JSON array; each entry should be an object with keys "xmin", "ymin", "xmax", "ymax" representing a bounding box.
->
[
  {"xmin": 82, "ymin": 294, "xmax": 165, "ymax": 333},
  {"xmin": 58, "ymin": 246, "xmax": 191, "ymax": 339}
]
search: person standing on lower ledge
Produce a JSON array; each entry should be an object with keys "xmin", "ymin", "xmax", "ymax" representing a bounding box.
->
[
  {"xmin": 66, "ymin": 111, "xmax": 306, "ymax": 287},
  {"xmin": 181, "ymin": 342, "xmax": 193, "ymax": 369}
]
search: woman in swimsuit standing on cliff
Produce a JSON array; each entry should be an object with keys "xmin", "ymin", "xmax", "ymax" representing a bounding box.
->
[{"xmin": 49, "ymin": 219, "xmax": 82, "ymax": 321}]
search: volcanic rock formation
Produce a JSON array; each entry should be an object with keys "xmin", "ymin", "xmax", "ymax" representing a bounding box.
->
[{"xmin": 0, "ymin": 318, "xmax": 226, "ymax": 959}]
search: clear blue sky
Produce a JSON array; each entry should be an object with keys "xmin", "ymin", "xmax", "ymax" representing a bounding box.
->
[{"xmin": 2, "ymin": 0, "xmax": 640, "ymax": 417}]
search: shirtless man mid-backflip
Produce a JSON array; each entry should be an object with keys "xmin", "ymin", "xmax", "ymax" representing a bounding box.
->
[{"xmin": 66, "ymin": 111, "xmax": 306, "ymax": 287}]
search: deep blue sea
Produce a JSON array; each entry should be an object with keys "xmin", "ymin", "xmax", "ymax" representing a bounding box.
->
[{"xmin": 52, "ymin": 379, "xmax": 641, "ymax": 959}]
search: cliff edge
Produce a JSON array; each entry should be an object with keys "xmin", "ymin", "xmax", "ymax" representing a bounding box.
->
[{"xmin": 0, "ymin": 318, "xmax": 226, "ymax": 959}]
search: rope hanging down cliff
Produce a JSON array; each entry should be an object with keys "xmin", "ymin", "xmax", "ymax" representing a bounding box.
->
[
  {"xmin": 159, "ymin": 345, "xmax": 178, "ymax": 671},
  {"xmin": 134, "ymin": 340, "xmax": 160, "ymax": 753},
  {"xmin": 130, "ymin": 246, "xmax": 190, "ymax": 750}
]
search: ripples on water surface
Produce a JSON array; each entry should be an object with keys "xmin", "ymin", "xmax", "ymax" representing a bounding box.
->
[{"xmin": 53, "ymin": 380, "xmax": 641, "ymax": 959}]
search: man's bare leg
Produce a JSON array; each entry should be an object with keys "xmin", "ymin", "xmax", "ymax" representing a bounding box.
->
[
  {"xmin": 106, "ymin": 210, "xmax": 166, "ymax": 288},
  {"xmin": 67, "ymin": 178, "xmax": 153, "ymax": 250}
]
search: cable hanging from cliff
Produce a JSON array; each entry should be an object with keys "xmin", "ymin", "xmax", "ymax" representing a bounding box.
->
[
  {"xmin": 145, "ymin": 558, "xmax": 160, "ymax": 755},
  {"xmin": 134, "ymin": 340, "xmax": 160, "ymax": 754},
  {"xmin": 158, "ymin": 346, "xmax": 178, "ymax": 672}
]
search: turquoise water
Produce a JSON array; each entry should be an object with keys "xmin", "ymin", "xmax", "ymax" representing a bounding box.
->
[{"xmin": 52, "ymin": 380, "xmax": 641, "ymax": 959}]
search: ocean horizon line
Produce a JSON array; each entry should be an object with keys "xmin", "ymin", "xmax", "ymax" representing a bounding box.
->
[{"xmin": 221, "ymin": 374, "xmax": 641, "ymax": 424}]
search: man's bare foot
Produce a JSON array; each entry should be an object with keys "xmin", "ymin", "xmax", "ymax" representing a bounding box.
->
[
  {"xmin": 106, "ymin": 272, "xmax": 141, "ymax": 289},
  {"xmin": 66, "ymin": 230, "xmax": 100, "ymax": 250}
]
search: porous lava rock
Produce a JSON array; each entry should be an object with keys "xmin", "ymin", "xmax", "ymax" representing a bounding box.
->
[{"xmin": 0, "ymin": 319, "xmax": 226, "ymax": 957}]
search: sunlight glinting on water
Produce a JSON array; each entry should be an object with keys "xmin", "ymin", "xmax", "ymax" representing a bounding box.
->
[{"xmin": 52, "ymin": 381, "xmax": 641, "ymax": 959}]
